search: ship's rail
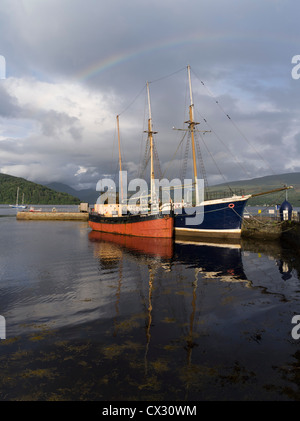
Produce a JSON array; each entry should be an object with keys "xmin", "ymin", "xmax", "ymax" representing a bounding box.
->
[{"xmin": 204, "ymin": 189, "xmax": 245, "ymax": 201}]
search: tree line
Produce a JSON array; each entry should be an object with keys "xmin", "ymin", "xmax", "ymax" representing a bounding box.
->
[{"xmin": 0, "ymin": 174, "xmax": 80, "ymax": 205}]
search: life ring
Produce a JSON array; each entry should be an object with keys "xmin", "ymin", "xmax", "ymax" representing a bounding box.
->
[{"xmin": 228, "ymin": 203, "xmax": 235, "ymax": 208}]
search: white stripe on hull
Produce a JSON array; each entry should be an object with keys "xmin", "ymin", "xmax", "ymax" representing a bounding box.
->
[{"xmin": 175, "ymin": 227, "xmax": 242, "ymax": 239}]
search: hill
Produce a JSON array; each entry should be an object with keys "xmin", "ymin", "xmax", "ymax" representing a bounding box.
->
[
  {"xmin": 209, "ymin": 172, "xmax": 300, "ymax": 206},
  {"xmin": 44, "ymin": 172, "xmax": 300, "ymax": 207},
  {"xmin": 0, "ymin": 173, "xmax": 81, "ymax": 205},
  {"xmin": 45, "ymin": 182, "xmax": 98, "ymax": 204}
]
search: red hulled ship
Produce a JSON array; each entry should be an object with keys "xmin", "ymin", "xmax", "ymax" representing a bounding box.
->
[
  {"xmin": 89, "ymin": 212, "xmax": 174, "ymax": 238},
  {"xmin": 89, "ymin": 83, "xmax": 174, "ymax": 239}
]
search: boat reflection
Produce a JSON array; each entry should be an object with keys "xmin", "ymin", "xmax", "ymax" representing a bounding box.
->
[
  {"xmin": 88, "ymin": 231, "xmax": 174, "ymax": 261},
  {"xmin": 87, "ymin": 230, "xmax": 300, "ymax": 399},
  {"xmin": 174, "ymin": 238, "xmax": 247, "ymax": 284},
  {"xmin": 88, "ymin": 231, "xmax": 296, "ymax": 287}
]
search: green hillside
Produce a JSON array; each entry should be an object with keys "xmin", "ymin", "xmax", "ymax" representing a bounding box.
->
[
  {"xmin": 0, "ymin": 173, "xmax": 80, "ymax": 205},
  {"xmin": 208, "ymin": 172, "xmax": 300, "ymax": 206}
]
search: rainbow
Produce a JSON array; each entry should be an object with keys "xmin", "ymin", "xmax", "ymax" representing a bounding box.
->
[
  {"xmin": 20, "ymin": 0, "xmax": 297, "ymax": 84},
  {"xmin": 73, "ymin": 30, "xmax": 289, "ymax": 83},
  {"xmin": 73, "ymin": 33, "xmax": 209, "ymax": 82}
]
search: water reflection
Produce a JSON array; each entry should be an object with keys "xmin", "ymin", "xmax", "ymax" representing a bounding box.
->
[
  {"xmin": 86, "ymin": 232, "xmax": 300, "ymax": 400},
  {"xmin": 241, "ymin": 238, "xmax": 300, "ymax": 302},
  {"xmin": 1, "ymin": 217, "xmax": 300, "ymax": 400},
  {"xmin": 88, "ymin": 231, "xmax": 174, "ymax": 261},
  {"xmin": 174, "ymin": 239, "xmax": 247, "ymax": 284},
  {"xmin": 88, "ymin": 230, "xmax": 298, "ymax": 289},
  {"xmin": 87, "ymin": 232, "xmax": 300, "ymax": 307},
  {"xmin": 88, "ymin": 232, "xmax": 201, "ymax": 396}
]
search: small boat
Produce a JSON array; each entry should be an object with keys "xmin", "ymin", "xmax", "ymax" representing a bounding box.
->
[
  {"xmin": 9, "ymin": 187, "xmax": 27, "ymax": 209},
  {"xmin": 29, "ymin": 207, "xmax": 42, "ymax": 212},
  {"xmin": 89, "ymin": 83, "xmax": 174, "ymax": 238}
]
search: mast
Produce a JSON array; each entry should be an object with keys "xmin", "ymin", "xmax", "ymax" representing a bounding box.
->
[
  {"xmin": 186, "ymin": 65, "xmax": 200, "ymax": 205},
  {"xmin": 116, "ymin": 115, "xmax": 123, "ymax": 203},
  {"xmin": 146, "ymin": 82, "xmax": 157, "ymax": 205},
  {"xmin": 173, "ymin": 65, "xmax": 210, "ymax": 202}
]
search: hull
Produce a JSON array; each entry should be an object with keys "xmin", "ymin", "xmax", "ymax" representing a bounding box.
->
[
  {"xmin": 88, "ymin": 212, "xmax": 174, "ymax": 238},
  {"xmin": 175, "ymin": 196, "xmax": 249, "ymax": 239}
]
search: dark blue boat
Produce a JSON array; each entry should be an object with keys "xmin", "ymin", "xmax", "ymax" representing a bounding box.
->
[
  {"xmin": 174, "ymin": 195, "xmax": 250, "ymax": 239},
  {"xmin": 173, "ymin": 66, "xmax": 250, "ymax": 240}
]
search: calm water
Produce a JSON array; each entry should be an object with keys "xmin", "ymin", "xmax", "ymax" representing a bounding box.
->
[{"xmin": 0, "ymin": 205, "xmax": 300, "ymax": 401}]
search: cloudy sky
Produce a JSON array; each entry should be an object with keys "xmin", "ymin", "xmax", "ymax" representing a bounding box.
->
[{"xmin": 0, "ymin": 0, "xmax": 300, "ymax": 191}]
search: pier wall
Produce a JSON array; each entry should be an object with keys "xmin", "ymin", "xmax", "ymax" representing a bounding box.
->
[
  {"xmin": 16, "ymin": 212, "xmax": 89, "ymax": 221},
  {"xmin": 241, "ymin": 216, "xmax": 282, "ymax": 240},
  {"xmin": 280, "ymin": 221, "xmax": 300, "ymax": 248},
  {"xmin": 242, "ymin": 216, "xmax": 300, "ymax": 248}
]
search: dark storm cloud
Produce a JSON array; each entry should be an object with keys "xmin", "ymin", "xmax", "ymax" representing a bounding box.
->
[
  {"xmin": 0, "ymin": 0, "xmax": 300, "ymax": 188},
  {"xmin": 39, "ymin": 110, "xmax": 82, "ymax": 140}
]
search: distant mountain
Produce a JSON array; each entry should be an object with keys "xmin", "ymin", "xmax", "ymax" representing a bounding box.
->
[
  {"xmin": 44, "ymin": 172, "xmax": 300, "ymax": 207},
  {"xmin": 0, "ymin": 173, "xmax": 80, "ymax": 205},
  {"xmin": 45, "ymin": 182, "xmax": 99, "ymax": 204}
]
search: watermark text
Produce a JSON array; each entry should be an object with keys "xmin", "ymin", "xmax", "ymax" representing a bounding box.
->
[
  {"xmin": 291, "ymin": 315, "xmax": 300, "ymax": 339},
  {"xmin": 291, "ymin": 55, "xmax": 300, "ymax": 80},
  {"xmin": 95, "ymin": 171, "xmax": 204, "ymax": 226},
  {"xmin": 0, "ymin": 55, "xmax": 6, "ymax": 79},
  {"xmin": 0, "ymin": 316, "xmax": 6, "ymax": 339}
]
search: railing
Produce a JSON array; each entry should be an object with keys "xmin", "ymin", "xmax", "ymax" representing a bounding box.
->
[
  {"xmin": 204, "ymin": 189, "xmax": 245, "ymax": 201},
  {"xmin": 245, "ymin": 209, "xmax": 300, "ymax": 222}
]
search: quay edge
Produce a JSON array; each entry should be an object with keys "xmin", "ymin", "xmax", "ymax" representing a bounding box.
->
[
  {"xmin": 16, "ymin": 211, "xmax": 89, "ymax": 221},
  {"xmin": 241, "ymin": 216, "xmax": 282, "ymax": 240},
  {"xmin": 242, "ymin": 215, "xmax": 300, "ymax": 248}
]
